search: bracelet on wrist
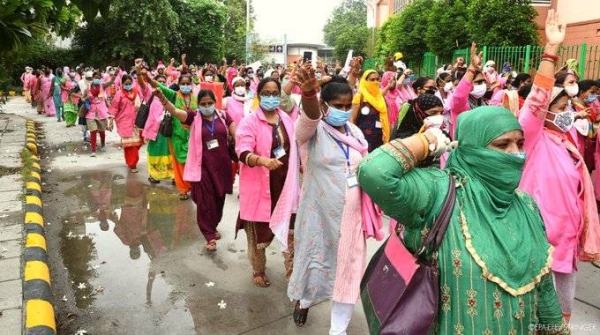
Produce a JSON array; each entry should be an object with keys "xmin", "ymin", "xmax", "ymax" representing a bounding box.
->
[
  {"xmin": 302, "ymin": 90, "xmax": 317, "ymax": 99},
  {"xmin": 417, "ymin": 133, "xmax": 430, "ymax": 158},
  {"xmin": 541, "ymin": 53, "xmax": 558, "ymax": 62},
  {"xmin": 541, "ymin": 58, "xmax": 557, "ymax": 65}
]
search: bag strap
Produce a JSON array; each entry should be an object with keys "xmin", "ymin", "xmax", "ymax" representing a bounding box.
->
[
  {"xmin": 145, "ymin": 94, "xmax": 155, "ymax": 106},
  {"xmin": 418, "ymin": 175, "xmax": 456, "ymax": 258}
]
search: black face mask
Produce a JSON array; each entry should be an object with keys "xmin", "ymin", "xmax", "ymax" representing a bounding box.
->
[{"xmin": 424, "ymin": 89, "xmax": 436, "ymax": 95}]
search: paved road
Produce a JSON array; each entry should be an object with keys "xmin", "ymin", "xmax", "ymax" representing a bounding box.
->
[{"xmin": 5, "ymin": 96, "xmax": 600, "ymax": 334}]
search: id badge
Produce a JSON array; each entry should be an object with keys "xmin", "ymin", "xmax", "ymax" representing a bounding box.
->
[
  {"xmin": 375, "ymin": 121, "xmax": 382, "ymax": 129},
  {"xmin": 207, "ymin": 139, "xmax": 219, "ymax": 150},
  {"xmin": 346, "ymin": 174, "xmax": 359, "ymax": 188},
  {"xmin": 273, "ymin": 146, "xmax": 286, "ymax": 159},
  {"xmin": 361, "ymin": 106, "xmax": 370, "ymax": 115}
]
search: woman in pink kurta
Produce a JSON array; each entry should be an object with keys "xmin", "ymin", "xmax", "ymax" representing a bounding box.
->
[
  {"xmin": 108, "ymin": 74, "xmax": 143, "ymax": 172},
  {"xmin": 287, "ymin": 70, "xmax": 382, "ymax": 333},
  {"xmin": 519, "ymin": 52, "xmax": 600, "ymax": 321},
  {"xmin": 235, "ymin": 78, "xmax": 298, "ymax": 288},
  {"xmin": 40, "ymin": 69, "xmax": 56, "ymax": 117},
  {"xmin": 85, "ymin": 72, "xmax": 115, "ymax": 156},
  {"xmin": 381, "ymin": 71, "xmax": 401, "ymax": 127}
]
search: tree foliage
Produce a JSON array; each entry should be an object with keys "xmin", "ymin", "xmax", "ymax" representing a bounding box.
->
[
  {"xmin": 466, "ymin": 0, "xmax": 539, "ymax": 46},
  {"xmin": 221, "ymin": 0, "xmax": 255, "ymax": 63},
  {"xmin": 323, "ymin": 0, "xmax": 369, "ymax": 60},
  {"xmin": 376, "ymin": 0, "xmax": 540, "ymax": 63},
  {"xmin": 170, "ymin": 0, "xmax": 227, "ymax": 64},
  {"xmin": 0, "ymin": 0, "xmax": 81, "ymax": 53},
  {"xmin": 425, "ymin": 0, "xmax": 470, "ymax": 59},
  {"xmin": 73, "ymin": 0, "xmax": 179, "ymax": 65},
  {"xmin": 376, "ymin": 0, "xmax": 433, "ymax": 63}
]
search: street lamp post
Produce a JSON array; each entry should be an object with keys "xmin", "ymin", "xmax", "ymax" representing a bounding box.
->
[
  {"xmin": 366, "ymin": 2, "xmax": 376, "ymax": 58},
  {"xmin": 245, "ymin": 0, "xmax": 250, "ymax": 64}
]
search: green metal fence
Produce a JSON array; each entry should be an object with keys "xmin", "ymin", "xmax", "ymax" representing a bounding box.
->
[{"xmin": 364, "ymin": 43, "xmax": 600, "ymax": 80}]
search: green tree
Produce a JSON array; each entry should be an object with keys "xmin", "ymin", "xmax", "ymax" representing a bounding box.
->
[
  {"xmin": 70, "ymin": 0, "xmax": 112, "ymax": 21},
  {"xmin": 425, "ymin": 0, "xmax": 470, "ymax": 59},
  {"xmin": 466, "ymin": 0, "xmax": 539, "ymax": 46},
  {"xmin": 375, "ymin": 0, "xmax": 433, "ymax": 64},
  {"xmin": 73, "ymin": 0, "xmax": 179, "ymax": 65},
  {"xmin": 0, "ymin": 0, "xmax": 81, "ymax": 53},
  {"xmin": 323, "ymin": 0, "xmax": 369, "ymax": 60},
  {"xmin": 169, "ymin": 0, "xmax": 227, "ymax": 64},
  {"xmin": 221, "ymin": 0, "xmax": 255, "ymax": 63}
]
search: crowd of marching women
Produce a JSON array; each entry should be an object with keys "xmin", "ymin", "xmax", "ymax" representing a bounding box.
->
[{"xmin": 16, "ymin": 9, "xmax": 600, "ymax": 335}]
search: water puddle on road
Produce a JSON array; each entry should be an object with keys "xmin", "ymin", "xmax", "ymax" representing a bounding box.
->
[
  {"xmin": 52, "ymin": 169, "xmax": 296, "ymax": 334},
  {"xmin": 56, "ymin": 170, "xmax": 200, "ymax": 333}
]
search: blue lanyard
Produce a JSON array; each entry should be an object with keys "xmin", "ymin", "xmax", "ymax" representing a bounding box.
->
[
  {"xmin": 333, "ymin": 127, "xmax": 351, "ymax": 170},
  {"xmin": 204, "ymin": 116, "xmax": 216, "ymax": 138}
]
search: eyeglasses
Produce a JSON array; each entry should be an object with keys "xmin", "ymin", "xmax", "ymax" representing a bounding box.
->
[{"xmin": 260, "ymin": 92, "xmax": 280, "ymax": 98}]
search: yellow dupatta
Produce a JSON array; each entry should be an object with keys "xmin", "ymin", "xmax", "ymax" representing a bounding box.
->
[{"xmin": 352, "ymin": 70, "xmax": 390, "ymax": 142}]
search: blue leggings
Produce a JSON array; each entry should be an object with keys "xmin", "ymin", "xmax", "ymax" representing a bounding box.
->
[{"xmin": 53, "ymin": 96, "xmax": 63, "ymax": 120}]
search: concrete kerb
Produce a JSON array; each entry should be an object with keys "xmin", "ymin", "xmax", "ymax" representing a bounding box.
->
[{"xmin": 22, "ymin": 120, "xmax": 56, "ymax": 335}]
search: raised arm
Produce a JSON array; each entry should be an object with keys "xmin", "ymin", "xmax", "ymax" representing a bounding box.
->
[
  {"xmin": 519, "ymin": 9, "xmax": 564, "ymax": 152},
  {"xmin": 357, "ymin": 131, "xmax": 449, "ymax": 229},
  {"xmin": 293, "ymin": 63, "xmax": 323, "ymax": 143},
  {"xmin": 153, "ymin": 88, "xmax": 188, "ymax": 123}
]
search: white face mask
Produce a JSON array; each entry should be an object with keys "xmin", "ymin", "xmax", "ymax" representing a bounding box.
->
[
  {"xmin": 424, "ymin": 114, "xmax": 444, "ymax": 129},
  {"xmin": 471, "ymin": 83, "xmax": 487, "ymax": 99},
  {"xmin": 547, "ymin": 110, "xmax": 575, "ymax": 132},
  {"xmin": 205, "ymin": 75, "xmax": 213, "ymax": 82},
  {"xmin": 485, "ymin": 66, "xmax": 495, "ymax": 74},
  {"xmin": 564, "ymin": 84, "xmax": 579, "ymax": 97},
  {"xmin": 444, "ymin": 81, "xmax": 454, "ymax": 93},
  {"xmin": 234, "ymin": 86, "xmax": 246, "ymax": 96}
]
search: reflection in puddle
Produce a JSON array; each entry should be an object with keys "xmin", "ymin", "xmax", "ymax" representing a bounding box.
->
[{"xmin": 59, "ymin": 171, "xmax": 200, "ymax": 312}]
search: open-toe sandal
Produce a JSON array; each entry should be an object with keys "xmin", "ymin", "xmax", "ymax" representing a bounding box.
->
[
  {"xmin": 205, "ymin": 240, "xmax": 217, "ymax": 252},
  {"xmin": 253, "ymin": 272, "xmax": 271, "ymax": 287},
  {"xmin": 179, "ymin": 193, "xmax": 189, "ymax": 201},
  {"xmin": 215, "ymin": 231, "xmax": 222, "ymax": 240},
  {"xmin": 293, "ymin": 300, "xmax": 309, "ymax": 327}
]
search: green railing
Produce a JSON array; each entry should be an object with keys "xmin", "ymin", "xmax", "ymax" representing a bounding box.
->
[{"xmin": 365, "ymin": 43, "xmax": 600, "ymax": 80}]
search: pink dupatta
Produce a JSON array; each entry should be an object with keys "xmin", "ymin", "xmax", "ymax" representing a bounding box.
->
[
  {"xmin": 321, "ymin": 122, "xmax": 384, "ymax": 241},
  {"xmin": 269, "ymin": 110, "xmax": 300, "ymax": 251},
  {"xmin": 547, "ymin": 131, "xmax": 600, "ymax": 261},
  {"xmin": 183, "ymin": 110, "xmax": 229, "ymax": 182}
]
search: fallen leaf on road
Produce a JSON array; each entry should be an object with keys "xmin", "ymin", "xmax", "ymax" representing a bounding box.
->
[
  {"xmin": 61, "ymin": 295, "xmax": 67, "ymax": 301},
  {"xmin": 0, "ymin": 214, "xmax": 9, "ymax": 218},
  {"xmin": 101, "ymin": 261, "xmax": 107, "ymax": 264},
  {"xmin": 205, "ymin": 282, "xmax": 215, "ymax": 287},
  {"xmin": 77, "ymin": 282, "xmax": 86, "ymax": 290},
  {"xmin": 218, "ymin": 300, "xmax": 227, "ymax": 309},
  {"xmin": 96, "ymin": 285, "xmax": 105, "ymax": 292},
  {"xmin": 75, "ymin": 329, "xmax": 88, "ymax": 335}
]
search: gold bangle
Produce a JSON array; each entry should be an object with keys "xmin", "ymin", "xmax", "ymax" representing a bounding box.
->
[
  {"xmin": 417, "ymin": 133, "xmax": 430, "ymax": 158},
  {"xmin": 245, "ymin": 153, "xmax": 253, "ymax": 166}
]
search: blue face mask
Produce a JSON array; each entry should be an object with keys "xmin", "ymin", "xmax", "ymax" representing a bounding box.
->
[
  {"xmin": 281, "ymin": 79, "xmax": 289, "ymax": 87},
  {"xmin": 324, "ymin": 103, "xmax": 352, "ymax": 127},
  {"xmin": 198, "ymin": 105, "xmax": 215, "ymax": 116},
  {"xmin": 92, "ymin": 79, "xmax": 102, "ymax": 85},
  {"xmin": 509, "ymin": 151, "xmax": 526, "ymax": 161},
  {"xmin": 123, "ymin": 84, "xmax": 133, "ymax": 91},
  {"xmin": 180, "ymin": 85, "xmax": 192, "ymax": 94},
  {"xmin": 260, "ymin": 96, "xmax": 280, "ymax": 111},
  {"xmin": 585, "ymin": 94, "xmax": 598, "ymax": 104}
]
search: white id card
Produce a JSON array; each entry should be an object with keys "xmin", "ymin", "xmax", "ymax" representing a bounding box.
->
[
  {"xmin": 347, "ymin": 174, "xmax": 359, "ymax": 188},
  {"xmin": 207, "ymin": 139, "xmax": 219, "ymax": 150},
  {"xmin": 375, "ymin": 121, "xmax": 382, "ymax": 128},
  {"xmin": 273, "ymin": 146, "xmax": 286, "ymax": 159}
]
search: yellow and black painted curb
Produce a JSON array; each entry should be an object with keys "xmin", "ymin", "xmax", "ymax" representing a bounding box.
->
[{"xmin": 23, "ymin": 120, "xmax": 56, "ymax": 335}]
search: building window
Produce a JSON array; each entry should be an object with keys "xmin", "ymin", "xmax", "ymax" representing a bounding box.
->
[
  {"xmin": 393, "ymin": 0, "xmax": 413, "ymax": 14},
  {"xmin": 531, "ymin": 0, "xmax": 551, "ymax": 5}
]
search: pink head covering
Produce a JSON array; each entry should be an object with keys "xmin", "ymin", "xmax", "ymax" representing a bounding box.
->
[
  {"xmin": 157, "ymin": 61, "xmax": 165, "ymax": 70},
  {"xmin": 381, "ymin": 71, "xmax": 399, "ymax": 99}
]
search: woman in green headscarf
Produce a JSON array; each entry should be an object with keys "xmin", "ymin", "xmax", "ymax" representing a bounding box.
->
[{"xmin": 357, "ymin": 105, "xmax": 567, "ymax": 334}]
